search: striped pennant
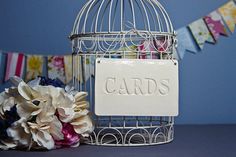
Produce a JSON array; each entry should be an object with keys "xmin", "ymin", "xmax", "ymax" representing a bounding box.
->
[{"xmin": 5, "ymin": 53, "xmax": 25, "ymax": 81}]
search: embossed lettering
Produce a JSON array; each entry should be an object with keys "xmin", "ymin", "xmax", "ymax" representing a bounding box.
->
[
  {"xmin": 159, "ymin": 79, "xmax": 170, "ymax": 96},
  {"xmin": 146, "ymin": 78, "xmax": 157, "ymax": 95},
  {"xmin": 104, "ymin": 77, "xmax": 170, "ymax": 96},
  {"xmin": 105, "ymin": 77, "xmax": 116, "ymax": 94},
  {"xmin": 133, "ymin": 78, "xmax": 144, "ymax": 95},
  {"xmin": 119, "ymin": 78, "xmax": 129, "ymax": 95}
]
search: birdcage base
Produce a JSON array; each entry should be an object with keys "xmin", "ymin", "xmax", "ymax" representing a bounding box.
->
[{"xmin": 82, "ymin": 117, "xmax": 174, "ymax": 146}]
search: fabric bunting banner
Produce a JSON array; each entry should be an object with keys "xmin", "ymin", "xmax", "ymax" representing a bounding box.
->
[
  {"xmin": 26, "ymin": 55, "xmax": 44, "ymax": 81},
  {"xmin": 204, "ymin": 11, "xmax": 228, "ymax": 41},
  {"xmin": 5, "ymin": 53, "xmax": 25, "ymax": 81},
  {"xmin": 218, "ymin": 1, "xmax": 236, "ymax": 33},
  {"xmin": 176, "ymin": 27, "xmax": 198, "ymax": 59},
  {"xmin": 0, "ymin": 0, "xmax": 236, "ymax": 81},
  {"xmin": 189, "ymin": 19, "xmax": 215, "ymax": 49}
]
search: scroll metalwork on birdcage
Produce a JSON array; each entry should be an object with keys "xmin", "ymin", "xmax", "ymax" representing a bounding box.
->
[{"xmin": 70, "ymin": 0, "xmax": 178, "ymax": 146}]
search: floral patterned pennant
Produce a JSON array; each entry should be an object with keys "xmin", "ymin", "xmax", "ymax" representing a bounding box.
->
[
  {"xmin": 176, "ymin": 27, "xmax": 198, "ymax": 59},
  {"xmin": 48, "ymin": 56, "xmax": 66, "ymax": 83},
  {"xmin": 189, "ymin": 19, "xmax": 215, "ymax": 49},
  {"xmin": 204, "ymin": 11, "xmax": 228, "ymax": 41},
  {"xmin": 218, "ymin": 1, "xmax": 236, "ymax": 33},
  {"xmin": 26, "ymin": 55, "xmax": 43, "ymax": 81}
]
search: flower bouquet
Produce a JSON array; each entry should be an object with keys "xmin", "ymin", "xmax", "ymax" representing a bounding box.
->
[{"xmin": 0, "ymin": 76, "xmax": 94, "ymax": 150}]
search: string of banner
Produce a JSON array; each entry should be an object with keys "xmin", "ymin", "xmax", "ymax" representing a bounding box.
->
[{"xmin": 0, "ymin": 0, "xmax": 235, "ymax": 84}]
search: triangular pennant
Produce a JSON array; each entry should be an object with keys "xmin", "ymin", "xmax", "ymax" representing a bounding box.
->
[
  {"xmin": 172, "ymin": 48, "xmax": 180, "ymax": 60},
  {"xmin": 189, "ymin": 19, "xmax": 215, "ymax": 49},
  {"xmin": 74, "ymin": 55, "xmax": 94, "ymax": 83},
  {"xmin": 74, "ymin": 55, "xmax": 82, "ymax": 83},
  {"xmin": 120, "ymin": 45, "xmax": 137, "ymax": 59},
  {"xmin": 0, "ymin": 51, "xmax": 7, "ymax": 84},
  {"xmin": 47, "ymin": 56, "xmax": 66, "ymax": 83},
  {"xmin": 218, "ymin": 1, "xmax": 236, "ymax": 33},
  {"xmin": 5, "ymin": 52, "xmax": 25, "ymax": 81},
  {"xmin": 176, "ymin": 27, "xmax": 198, "ymax": 59},
  {"xmin": 64, "ymin": 55, "xmax": 73, "ymax": 84},
  {"xmin": 204, "ymin": 11, "xmax": 228, "ymax": 41},
  {"xmin": 25, "ymin": 55, "xmax": 44, "ymax": 82}
]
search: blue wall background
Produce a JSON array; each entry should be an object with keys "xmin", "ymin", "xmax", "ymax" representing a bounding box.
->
[{"xmin": 0, "ymin": 0, "xmax": 235, "ymax": 124}]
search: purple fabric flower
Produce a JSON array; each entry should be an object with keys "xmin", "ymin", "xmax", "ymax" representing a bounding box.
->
[{"xmin": 55, "ymin": 123, "xmax": 80, "ymax": 148}]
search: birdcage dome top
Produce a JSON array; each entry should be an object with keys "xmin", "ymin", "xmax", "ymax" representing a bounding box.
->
[
  {"xmin": 70, "ymin": 0, "xmax": 177, "ymax": 55},
  {"xmin": 70, "ymin": 0, "xmax": 174, "ymax": 39}
]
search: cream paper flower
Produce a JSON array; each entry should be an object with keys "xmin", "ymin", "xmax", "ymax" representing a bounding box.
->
[
  {"xmin": 17, "ymin": 79, "xmax": 93, "ymax": 147},
  {"xmin": 6, "ymin": 118, "xmax": 31, "ymax": 148},
  {"xmin": 0, "ymin": 140, "xmax": 17, "ymax": 150},
  {"xmin": 16, "ymin": 89, "xmax": 55, "ymax": 123},
  {"xmin": 0, "ymin": 93, "xmax": 15, "ymax": 118},
  {"xmin": 57, "ymin": 92, "xmax": 94, "ymax": 137},
  {"xmin": 28, "ymin": 116, "xmax": 63, "ymax": 150},
  {"xmin": 0, "ymin": 86, "xmax": 25, "ymax": 118},
  {"xmin": 71, "ymin": 115, "xmax": 94, "ymax": 137},
  {"xmin": 0, "ymin": 77, "xmax": 94, "ymax": 150},
  {"xmin": 6, "ymin": 115, "xmax": 63, "ymax": 150}
]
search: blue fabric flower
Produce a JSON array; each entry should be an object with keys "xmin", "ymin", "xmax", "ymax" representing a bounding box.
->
[
  {"xmin": 5, "ymin": 106, "xmax": 20, "ymax": 125},
  {"xmin": 0, "ymin": 120, "xmax": 9, "ymax": 140},
  {"xmin": 0, "ymin": 106, "xmax": 20, "ymax": 140},
  {"xmin": 39, "ymin": 76, "xmax": 65, "ymax": 88}
]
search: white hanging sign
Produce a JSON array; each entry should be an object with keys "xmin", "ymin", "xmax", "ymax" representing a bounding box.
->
[{"xmin": 95, "ymin": 58, "xmax": 179, "ymax": 116}]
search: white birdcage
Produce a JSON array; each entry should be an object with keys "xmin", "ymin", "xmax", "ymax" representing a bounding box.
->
[{"xmin": 70, "ymin": 0, "xmax": 178, "ymax": 146}]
